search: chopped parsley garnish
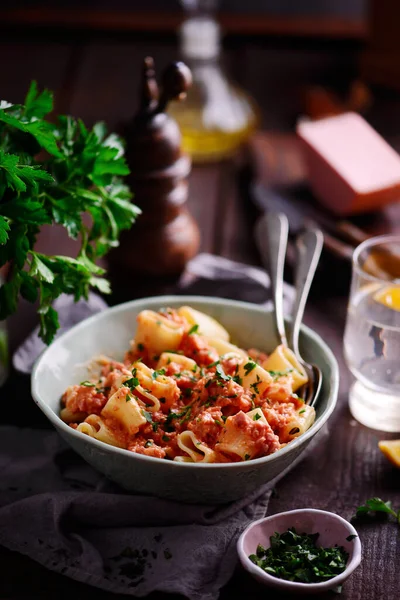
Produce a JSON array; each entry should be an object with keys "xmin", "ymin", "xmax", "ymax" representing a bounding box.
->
[
  {"xmin": 188, "ymin": 324, "xmax": 199, "ymax": 335},
  {"xmin": 267, "ymin": 369, "xmax": 293, "ymax": 379},
  {"xmin": 207, "ymin": 359, "xmax": 220, "ymax": 368},
  {"xmin": 249, "ymin": 528, "xmax": 349, "ymax": 584},
  {"xmin": 165, "ymin": 405, "xmax": 192, "ymax": 430},
  {"xmin": 192, "ymin": 364, "xmax": 198, "ymax": 372},
  {"xmin": 152, "ymin": 422, "xmax": 159, "ymax": 432},
  {"xmin": 205, "ymin": 379, "xmax": 213, "ymax": 388},
  {"xmin": 299, "ymin": 409, "xmax": 306, "ymax": 414},
  {"xmin": 215, "ymin": 364, "xmax": 230, "ymax": 381},
  {"xmin": 152, "ymin": 368, "xmax": 166, "ymax": 379},
  {"xmin": 253, "ymin": 413, "xmax": 261, "ymax": 421},
  {"xmin": 250, "ymin": 375, "xmax": 262, "ymax": 395},
  {"xmin": 96, "ymin": 385, "xmax": 111, "ymax": 394},
  {"xmin": 162, "ymin": 434, "xmax": 170, "ymax": 443},
  {"xmin": 221, "ymin": 415, "xmax": 228, "ymax": 423},
  {"xmin": 124, "ymin": 376, "xmax": 140, "ymax": 390},
  {"xmin": 80, "ymin": 380, "xmax": 96, "ymax": 387},
  {"xmin": 141, "ymin": 410, "xmax": 153, "ymax": 423},
  {"xmin": 233, "ymin": 374, "xmax": 243, "ymax": 385},
  {"xmin": 214, "ymin": 419, "xmax": 223, "ymax": 427},
  {"xmin": 126, "ymin": 394, "xmax": 131, "ymax": 402},
  {"xmin": 244, "ymin": 454, "xmax": 251, "ymax": 460},
  {"xmin": 144, "ymin": 440, "xmax": 153, "ymax": 448},
  {"xmin": 244, "ymin": 360, "xmax": 257, "ymax": 376}
]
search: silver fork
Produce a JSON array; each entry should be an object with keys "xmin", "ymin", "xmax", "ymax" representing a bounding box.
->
[{"xmin": 255, "ymin": 212, "xmax": 323, "ymax": 407}]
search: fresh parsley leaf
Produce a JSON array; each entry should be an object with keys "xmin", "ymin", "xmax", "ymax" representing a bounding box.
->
[
  {"xmin": 253, "ymin": 413, "xmax": 261, "ymax": 421},
  {"xmin": 355, "ymin": 497, "xmax": 400, "ymax": 524},
  {"xmin": 152, "ymin": 368, "xmax": 166, "ymax": 379},
  {"xmin": 215, "ymin": 364, "xmax": 230, "ymax": 381},
  {"xmin": 124, "ymin": 376, "xmax": 140, "ymax": 390},
  {"xmin": 267, "ymin": 369, "xmax": 293, "ymax": 378},
  {"xmin": 0, "ymin": 82, "xmax": 140, "ymax": 344},
  {"xmin": 80, "ymin": 380, "xmax": 96, "ymax": 387},
  {"xmin": 24, "ymin": 80, "xmax": 53, "ymax": 119},
  {"xmin": 207, "ymin": 359, "xmax": 220, "ymax": 368},
  {"xmin": 244, "ymin": 360, "xmax": 257, "ymax": 375},
  {"xmin": 142, "ymin": 410, "xmax": 153, "ymax": 423},
  {"xmin": 188, "ymin": 324, "xmax": 199, "ymax": 335},
  {"xmin": 0, "ymin": 215, "xmax": 10, "ymax": 244}
]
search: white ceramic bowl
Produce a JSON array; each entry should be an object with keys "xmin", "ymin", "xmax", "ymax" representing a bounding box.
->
[
  {"xmin": 237, "ymin": 509, "xmax": 362, "ymax": 594},
  {"xmin": 31, "ymin": 295, "xmax": 339, "ymax": 504}
]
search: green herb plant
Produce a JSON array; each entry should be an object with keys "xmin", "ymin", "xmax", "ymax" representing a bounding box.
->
[
  {"xmin": 0, "ymin": 82, "xmax": 140, "ymax": 343},
  {"xmin": 355, "ymin": 497, "xmax": 400, "ymax": 526},
  {"xmin": 249, "ymin": 528, "xmax": 349, "ymax": 584}
]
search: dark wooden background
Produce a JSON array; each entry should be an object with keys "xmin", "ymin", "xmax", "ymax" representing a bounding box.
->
[{"xmin": 1, "ymin": 17, "xmax": 400, "ymax": 600}]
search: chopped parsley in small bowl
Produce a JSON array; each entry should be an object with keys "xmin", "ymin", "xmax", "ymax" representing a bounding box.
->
[{"xmin": 237, "ymin": 509, "xmax": 361, "ymax": 594}]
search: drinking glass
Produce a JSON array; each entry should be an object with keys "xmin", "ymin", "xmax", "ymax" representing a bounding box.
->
[{"xmin": 344, "ymin": 234, "xmax": 400, "ymax": 431}]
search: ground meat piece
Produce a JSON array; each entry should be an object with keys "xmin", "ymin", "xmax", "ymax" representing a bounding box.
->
[
  {"xmin": 188, "ymin": 406, "xmax": 225, "ymax": 446},
  {"xmin": 164, "ymin": 361, "xmax": 198, "ymax": 391},
  {"xmin": 206, "ymin": 379, "xmax": 253, "ymax": 415},
  {"xmin": 102, "ymin": 367, "xmax": 132, "ymax": 396},
  {"xmin": 158, "ymin": 307, "xmax": 188, "ymax": 327},
  {"xmin": 179, "ymin": 333, "xmax": 219, "ymax": 366},
  {"xmin": 220, "ymin": 355, "xmax": 242, "ymax": 376},
  {"xmin": 261, "ymin": 400, "xmax": 299, "ymax": 437},
  {"xmin": 247, "ymin": 348, "xmax": 269, "ymax": 364},
  {"xmin": 263, "ymin": 376, "xmax": 293, "ymax": 403},
  {"xmin": 128, "ymin": 439, "xmax": 166, "ymax": 459},
  {"xmin": 100, "ymin": 360, "xmax": 128, "ymax": 377},
  {"xmin": 62, "ymin": 385, "xmax": 107, "ymax": 416}
]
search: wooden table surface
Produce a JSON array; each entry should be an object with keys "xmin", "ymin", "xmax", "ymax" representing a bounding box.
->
[{"xmin": 1, "ymin": 28, "xmax": 400, "ymax": 600}]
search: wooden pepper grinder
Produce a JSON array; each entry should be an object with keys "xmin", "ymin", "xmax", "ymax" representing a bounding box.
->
[{"xmin": 112, "ymin": 57, "xmax": 200, "ymax": 277}]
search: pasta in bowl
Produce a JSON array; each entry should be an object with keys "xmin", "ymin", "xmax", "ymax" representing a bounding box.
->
[
  {"xmin": 32, "ymin": 296, "xmax": 338, "ymax": 503},
  {"xmin": 61, "ymin": 306, "xmax": 316, "ymax": 464}
]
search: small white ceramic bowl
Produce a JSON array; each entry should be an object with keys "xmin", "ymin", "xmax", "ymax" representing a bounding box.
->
[{"xmin": 237, "ymin": 509, "xmax": 362, "ymax": 594}]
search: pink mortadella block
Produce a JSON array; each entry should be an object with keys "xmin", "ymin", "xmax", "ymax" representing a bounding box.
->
[{"xmin": 297, "ymin": 112, "xmax": 400, "ymax": 215}]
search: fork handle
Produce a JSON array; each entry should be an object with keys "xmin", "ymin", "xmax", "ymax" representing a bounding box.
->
[
  {"xmin": 289, "ymin": 228, "xmax": 324, "ymax": 358},
  {"xmin": 256, "ymin": 212, "xmax": 289, "ymax": 347}
]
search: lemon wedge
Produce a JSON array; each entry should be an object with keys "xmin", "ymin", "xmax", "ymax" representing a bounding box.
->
[
  {"xmin": 378, "ymin": 439, "xmax": 400, "ymax": 468},
  {"xmin": 374, "ymin": 286, "xmax": 400, "ymax": 311}
]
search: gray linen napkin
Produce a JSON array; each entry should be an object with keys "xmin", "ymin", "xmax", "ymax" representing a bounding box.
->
[{"xmin": 2, "ymin": 253, "xmax": 321, "ymax": 600}]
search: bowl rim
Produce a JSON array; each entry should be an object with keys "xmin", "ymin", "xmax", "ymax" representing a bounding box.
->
[
  {"xmin": 237, "ymin": 508, "xmax": 362, "ymax": 591},
  {"xmin": 31, "ymin": 294, "xmax": 339, "ymax": 470}
]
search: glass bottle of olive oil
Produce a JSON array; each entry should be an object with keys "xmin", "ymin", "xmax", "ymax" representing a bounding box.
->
[{"xmin": 168, "ymin": 16, "xmax": 258, "ymax": 163}]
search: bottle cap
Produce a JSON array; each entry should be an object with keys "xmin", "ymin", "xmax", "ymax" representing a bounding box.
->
[{"xmin": 180, "ymin": 17, "xmax": 220, "ymax": 60}]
